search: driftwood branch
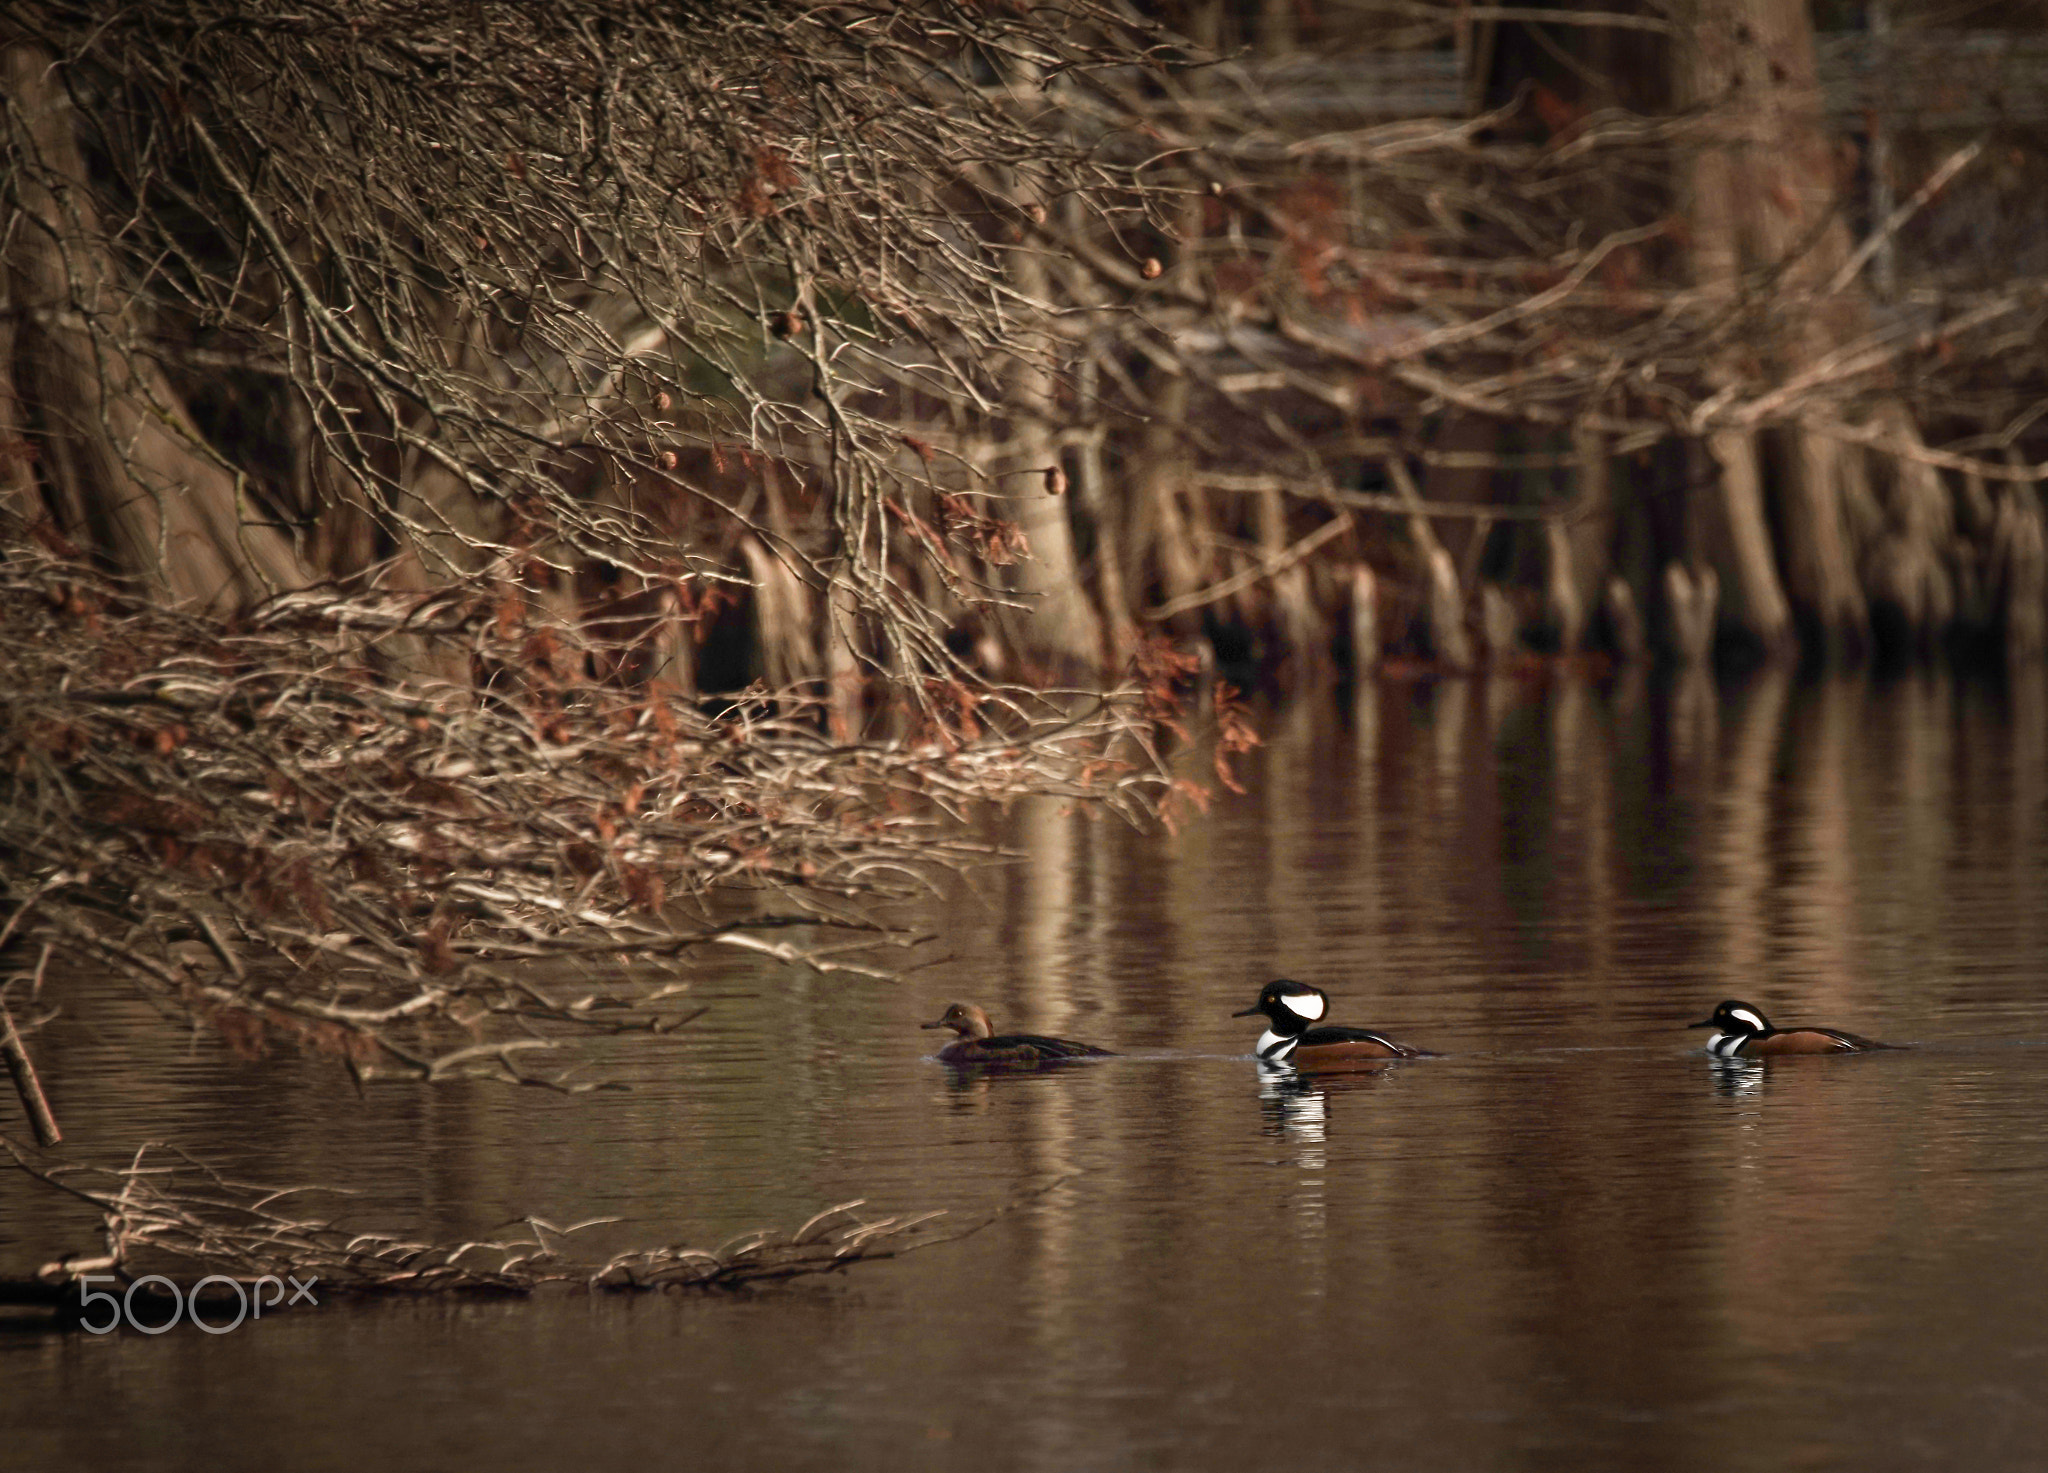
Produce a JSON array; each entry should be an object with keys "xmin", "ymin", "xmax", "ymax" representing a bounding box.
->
[
  {"xmin": 0, "ymin": 984, "xmax": 60, "ymax": 1147},
  {"xmin": 3, "ymin": 1140, "xmax": 967, "ymax": 1306}
]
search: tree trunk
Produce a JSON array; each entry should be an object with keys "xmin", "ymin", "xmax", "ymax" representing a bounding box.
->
[
  {"xmin": 1479, "ymin": 583, "xmax": 1520, "ymax": 661},
  {"xmin": 1548, "ymin": 427, "xmax": 1617, "ymax": 653},
  {"xmin": 997, "ymin": 225, "xmax": 1102, "ymax": 676},
  {"xmin": 3, "ymin": 41, "xmax": 308, "ymax": 610},
  {"xmin": 1662, "ymin": 562, "xmax": 1720, "ymax": 665},
  {"xmin": 1994, "ymin": 449, "xmax": 2047, "ymax": 663},
  {"xmin": 1134, "ymin": 375, "xmax": 1206, "ymax": 642},
  {"xmin": 1603, "ymin": 575, "xmax": 1647, "ymax": 663},
  {"xmin": 0, "ymin": 312, "xmax": 32, "ymax": 526},
  {"xmin": 1702, "ymin": 428, "xmax": 1794, "ymax": 656},
  {"xmin": 1777, "ymin": 430, "xmax": 1868, "ymax": 658},
  {"xmin": 1072, "ymin": 348, "xmax": 1139, "ymax": 669},
  {"xmin": 1863, "ymin": 404, "xmax": 1956, "ymax": 657},
  {"xmin": 739, "ymin": 534, "xmax": 817, "ymax": 691},
  {"xmin": 1388, "ymin": 456, "xmax": 1473, "ymax": 670},
  {"xmin": 1254, "ymin": 484, "xmax": 1324, "ymax": 669},
  {"xmin": 1676, "ymin": 0, "xmax": 1870, "ymax": 659},
  {"xmin": 1349, "ymin": 563, "xmax": 1379, "ymax": 675}
]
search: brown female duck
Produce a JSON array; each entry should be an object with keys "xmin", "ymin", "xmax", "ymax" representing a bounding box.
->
[{"xmin": 920, "ymin": 1003, "xmax": 1115, "ymax": 1066}]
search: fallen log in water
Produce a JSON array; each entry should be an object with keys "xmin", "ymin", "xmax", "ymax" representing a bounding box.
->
[{"xmin": 3, "ymin": 1139, "xmax": 990, "ymax": 1331}]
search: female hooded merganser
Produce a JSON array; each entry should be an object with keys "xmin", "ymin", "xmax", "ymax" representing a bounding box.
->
[
  {"xmin": 1688, "ymin": 999, "xmax": 1898, "ymax": 1057},
  {"xmin": 920, "ymin": 1003, "xmax": 1115, "ymax": 1066},
  {"xmin": 1232, "ymin": 979, "xmax": 1434, "ymax": 1065}
]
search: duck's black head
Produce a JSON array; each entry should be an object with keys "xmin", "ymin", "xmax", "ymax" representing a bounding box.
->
[
  {"xmin": 1232, "ymin": 979, "xmax": 1329, "ymax": 1033},
  {"xmin": 1688, "ymin": 1000, "xmax": 1772, "ymax": 1035}
]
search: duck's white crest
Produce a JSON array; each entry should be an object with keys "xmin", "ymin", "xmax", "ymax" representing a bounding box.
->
[{"xmin": 1279, "ymin": 989, "xmax": 1326, "ymax": 1022}]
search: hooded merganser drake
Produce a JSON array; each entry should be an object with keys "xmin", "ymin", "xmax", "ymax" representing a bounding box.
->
[
  {"xmin": 920, "ymin": 1003, "xmax": 1115, "ymax": 1065},
  {"xmin": 1232, "ymin": 979, "xmax": 1434, "ymax": 1065},
  {"xmin": 1688, "ymin": 999, "xmax": 1899, "ymax": 1057}
]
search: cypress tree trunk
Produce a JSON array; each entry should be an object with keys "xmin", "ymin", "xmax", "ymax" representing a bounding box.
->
[
  {"xmin": 1134, "ymin": 376, "xmax": 1206, "ymax": 642},
  {"xmin": 3, "ymin": 40, "xmax": 308, "ymax": 610},
  {"xmin": 998, "ymin": 240, "xmax": 1103, "ymax": 675},
  {"xmin": 1675, "ymin": 0, "xmax": 1876, "ymax": 659},
  {"xmin": 1701, "ymin": 426, "xmax": 1795, "ymax": 657}
]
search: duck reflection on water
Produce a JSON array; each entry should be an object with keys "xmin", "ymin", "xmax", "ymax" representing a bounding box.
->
[
  {"xmin": 1706, "ymin": 1054, "xmax": 1767, "ymax": 1097},
  {"xmin": 1256, "ymin": 1057, "xmax": 1401, "ymax": 1143}
]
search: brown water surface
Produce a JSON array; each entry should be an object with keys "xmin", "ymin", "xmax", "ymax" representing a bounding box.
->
[{"xmin": 5, "ymin": 667, "xmax": 2048, "ymax": 1471}]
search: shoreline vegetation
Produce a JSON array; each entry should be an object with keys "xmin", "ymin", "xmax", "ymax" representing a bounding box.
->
[{"xmin": 5, "ymin": 0, "xmax": 2047, "ymax": 1301}]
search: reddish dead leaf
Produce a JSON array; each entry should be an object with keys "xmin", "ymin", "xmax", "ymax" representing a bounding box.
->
[
  {"xmin": 1530, "ymin": 83, "xmax": 1586, "ymax": 142},
  {"xmin": 754, "ymin": 144, "xmax": 799, "ymax": 192},
  {"xmin": 647, "ymin": 690, "xmax": 679, "ymax": 740},
  {"xmin": 734, "ymin": 176, "xmax": 774, "ymax": 219},
  {"xmin": 212, "ymin": 1007, "xmax": 271, "ymax": 1060},
  {"xmin": 622, "ymin": 865, "xmax": 665, "ymax": 913},
  {"xmin": 522, "ymin": 628, "xmax": 561, "ymax": 672},
  {"xmin": 418, "ymin": 915, "xmax": 460, "ymax": 975},
  {"xmin": 1598, "ymin": 247, "xmax": 1642, "ymax": 294},
  {"xmin": 283, "ymin": 857, "xmax": 334, "ymax": 929}
]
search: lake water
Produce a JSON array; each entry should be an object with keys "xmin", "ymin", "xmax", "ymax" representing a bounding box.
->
[{"xmin": 6, "ymin": 665, "xmax": 2048, "ymax": 1471}]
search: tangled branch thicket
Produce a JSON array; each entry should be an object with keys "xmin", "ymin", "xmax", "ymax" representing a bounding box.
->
[
  {"xmin": 0, "ymin": 2, "xmax": 1218, "ymax": 1090},
  {"xmin": 0, "ymin": 552, "xmax": 1179, "ymax": 1085}
]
